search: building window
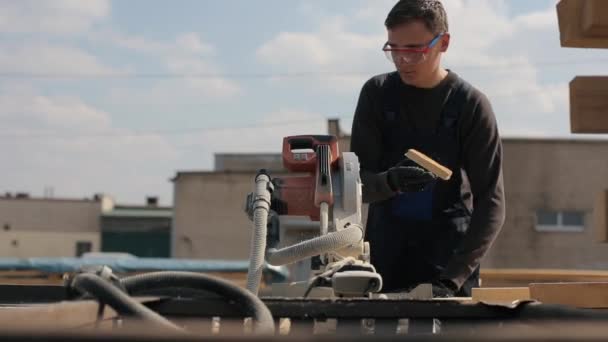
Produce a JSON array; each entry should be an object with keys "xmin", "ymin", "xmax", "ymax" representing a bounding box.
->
[
  {"xmin": 75, "ymin": 241, "xmax": 92, "ymax": 257},
  {"xmin": 535, "ymin": 210, "xmax": 585, "ymax": 232}
]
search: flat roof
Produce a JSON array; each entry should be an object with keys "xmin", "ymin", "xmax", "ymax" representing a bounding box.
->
[
  {"xmin": 0, "ymin": 196, "xmax": 100, "ymax": 203},
  {"xmin": 102, "ymin": 208, "xmax": 173, "ymax": 218}
]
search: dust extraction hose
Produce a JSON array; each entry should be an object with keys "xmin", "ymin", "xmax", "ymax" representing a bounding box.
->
[
  {"xmin": 120, "ymin": 271, "xmax": 275, "ymax": 336},
  {"xmin": 246, "ymin": 173, "xmax": 272, "ymax": 296},
  {"xmin": 265, "ymin": 223, "xmax": 364, "ymax": 266},
  {"xmin": 72, "ymin": 273, "xmax": 185, "ymax": 333}
]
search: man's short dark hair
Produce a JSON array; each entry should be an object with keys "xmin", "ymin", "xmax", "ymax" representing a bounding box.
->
[{"xmin": 385, "ymin": 0, "xmax": 448, "ymax": 34}]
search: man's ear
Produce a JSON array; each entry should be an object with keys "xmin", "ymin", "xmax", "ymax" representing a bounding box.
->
[{"xmin": 440, "ymin": 33, "xmax": 450, "ymax": 52}]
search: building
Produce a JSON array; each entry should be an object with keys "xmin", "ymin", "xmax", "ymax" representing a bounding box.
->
[
  {"xmin": 0, "ymin": 193, "xmax": 172, "ymax": 258},
  {"xmin": 172, "ymin": 119, "xmax": 608, "ymax": 271},
  {"xmin": 486, "ymin": 138, "xmax": 608, "ymax": 269},
  {"xmin": 171, "ymin": 154, "xmax": 288, "ymax": 260},
  {"xmin": 101, "ymin": 196, "xmax": 172, "ymax": 258},
  {"xmin": 0, "ymin": 193, "xmax": 109, "ymax": 257}
]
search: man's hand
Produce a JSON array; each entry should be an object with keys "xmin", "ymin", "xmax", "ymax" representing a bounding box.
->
[
  {"xmin": 387, "ymin": 166, "xmax": 436, "ymax": 193},
  {"xmin": 432, "ymin": 279, "xmax": 459, "ymax": 298}
]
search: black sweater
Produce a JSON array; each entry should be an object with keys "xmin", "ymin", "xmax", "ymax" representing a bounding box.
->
[{"xmin": 350, "ymin": 71, "xmax": 506, "ymax": 288}]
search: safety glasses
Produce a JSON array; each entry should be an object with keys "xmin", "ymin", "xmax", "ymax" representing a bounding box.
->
[{"xmin": 382, "ymin": 33, "xmax": 444, "ymax": 65}]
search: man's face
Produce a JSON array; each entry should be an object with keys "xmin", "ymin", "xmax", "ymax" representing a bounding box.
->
[{"xmin": 386, "ymin": 20, "xmax": 449, "ymax": 87}]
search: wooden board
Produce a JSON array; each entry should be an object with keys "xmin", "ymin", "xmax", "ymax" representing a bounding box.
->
[
  {"xmin": 530, "ymin": 282, "xmax": 608, "ymax": 308},
  {"xmin": 472, "ymin": 287, "xmax": 530, "ymax": 304},
  {"xmin": 570, "ymin": 77, "xmax": 608, "ymax": 133},
  {"xmin": 595, "ymin": 190, "xmax": 608, "ymax": 242},
  {"xmin": 480, "ymin": 268, "xmax": 608, "ymax": 287},
  {"xmin": 558, "ymin": 0, "xmax": 608, "ymax": 49}
]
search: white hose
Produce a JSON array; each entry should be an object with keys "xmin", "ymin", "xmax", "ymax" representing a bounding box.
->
[
  {"xmin": 246, "ymin": 174, "xmax": 271, "ymax": 295},
  {"xmin": 265, "ymin": 223, "xmax": 363, "ymax": 266}
]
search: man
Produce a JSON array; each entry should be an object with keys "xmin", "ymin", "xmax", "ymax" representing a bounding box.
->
[{"xmin": 350, "ymin": 0, "xmax": 505, "ymax": 297}]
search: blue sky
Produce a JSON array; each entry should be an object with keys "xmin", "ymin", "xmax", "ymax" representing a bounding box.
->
[{"xmin": 1, "ymin": 0, "xmax": 607, "ymax": 205}]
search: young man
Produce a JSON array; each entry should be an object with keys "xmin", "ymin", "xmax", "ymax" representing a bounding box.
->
[{"xmin": 350, "ymin": 0, "xmax": 505, "ymax": 297}]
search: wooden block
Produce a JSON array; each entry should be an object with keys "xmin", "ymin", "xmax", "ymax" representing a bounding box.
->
[
  {"xmin": 581, "ymin": 1, "xmax": 608, "ymax": 36},
  {"xmin": 405, "ymin": 149, "xmax": 452, "ymax": 180},
  {"xmin": 570, "ymin": 77, "xmax": 608, "ymax": 133},
  {"xmin": 595, "ymin": 190, "xmax": 608, "ymax": 242},
  {"xmin": 472, "ymin": 287, "xmax": 530, "ymax": 304},
  {"xmin": 558, "ymin": 0, "xmax": 608, "ymax": 48},
  {"xmin": 530, "ymin": 282, "xmax": 608, "ymax": 308}
]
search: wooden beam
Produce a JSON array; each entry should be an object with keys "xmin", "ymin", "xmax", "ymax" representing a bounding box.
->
[
  {"xmin": 595, "ymin": 190, "xmax": 608, "ymax": 242},
  {"xmin": 558, "ymin": 0, "xmax": 608, "ymax": 48},
  {"xmin": 581, "ymin": 1, "xmax": 608, "ymax": 36},
  {"xmin": 530, "ymin": 282, "xmax": 608, "ymax": 308},
  {"xmin": 570, "ymin": 76, "xmax": 608, "ymax": 133}
]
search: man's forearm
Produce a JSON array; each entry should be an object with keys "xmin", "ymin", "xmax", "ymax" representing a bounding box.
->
[{"xmin": 441, "ymin": 188, "xmax": 506, "ymax": 288}]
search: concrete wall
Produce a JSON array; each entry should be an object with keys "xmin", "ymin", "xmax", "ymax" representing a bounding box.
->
[
  {"xmin": 0, "ymin": 197, "xmax": 102, "ymax": 257},
  {"xmin": 215, "ymin": 154, "xmax": 285, "ymax": 173},
  {"xmin": 0, "ymin": 231, "xmax": 100, "ymax": 257},
  {"xmin": 483, "ymin": 139, "xmax": 608, "ymax": 269},
  {"xmin": 172, "ymin": 172, "xmax": 267, "ymax": 259},
  {"xmin": 0, "ymin": 197, "xmax": 102, "ymax": 233}
]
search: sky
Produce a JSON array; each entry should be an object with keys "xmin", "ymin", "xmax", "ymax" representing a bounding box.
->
[{"xmin": 1, "ymin": 0, "xmax": 607, "ymax": 205}]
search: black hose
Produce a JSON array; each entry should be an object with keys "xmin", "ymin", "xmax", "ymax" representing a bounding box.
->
[
  {"xmin": 72, "ymin": 273, "xmax": 186, "ymax": 333},
  {"xmin": 120, "ymin": 271, "xmax": 275, "ymax": 335}
]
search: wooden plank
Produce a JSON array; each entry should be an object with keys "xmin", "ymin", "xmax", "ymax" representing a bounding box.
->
[
  {"xmin": 557, "ymin": 0, "xmax": 608, "ymax": 48},
  {"xmin": 480, "ymin": 268, "xmax": 608, "ymax": 287},
  {"xmin": 0, "ymin": 300, "xmax": 117, "ymax": 330},
  {"xmin": 0, "ymin": 270, "xmax": 252, "ymax": 287},
  {"xmin": 570, "ymin": 77, "xmax": 608, "ymax": 133},
  {"xmin": 472, "ymin": 287, "xmax": 530, "ymax": 304},
  {"xmin": 530, "ymin": 282, "xmax": 608, "ymax": 308},
  {"xmin": 595, "ymin": 190, "xmax": 608, "ymax": 242},
  {"xmin": 0, "ymin": 297, "xmax": 162, "ymax": 331}
]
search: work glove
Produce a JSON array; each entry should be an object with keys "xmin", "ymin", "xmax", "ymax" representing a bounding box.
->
[
  {"xmin": 386, "ymin": 165, "xmax": 436, "ymax": 193},
  {"xmin": 431, "ymin": 279, "xmax": 459, "ymax": 298}
]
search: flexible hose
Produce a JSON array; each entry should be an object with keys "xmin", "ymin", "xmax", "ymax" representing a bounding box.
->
[
  {"xmin": 72, "ymin": 273, "xmax": 185, "ymax": 333},
  {"xmin": 120, "ymin": 271, "xmax": 275, "ymax": 335},
  {"xmin": 246, "ymin": 173, "xmax": 271, "ymax": 295},
  {"xmin": 266, "ymin": 223, "xmax": 363, "ymax": 266}
]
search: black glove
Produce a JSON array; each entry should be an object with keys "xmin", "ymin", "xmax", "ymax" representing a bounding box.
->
[
  {"xmin": 432, "ymin": 279, "xmax": 459, "ymax": 298},
  {"xmin": 387, "ymin": 166, "xmax": 436, "ymax": 193}
]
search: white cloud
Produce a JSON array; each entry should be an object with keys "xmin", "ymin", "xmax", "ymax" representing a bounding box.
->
[
  {"xmin": 91, "ymin": 29, "xmax": 241, "ymax": 101},
  {"xmin": 92, "ymin": 30, "xmax": 216, "ymax": 57},
  {"xmin": 255, "ymin": 0, "xmax": 598, "ymax": 137},
  {"xmin": 174, "ymin": 109, "xmax": 328, "ymax": 170},
  {"xmin": 164, "ymin": 55, "xmax": 241, "ymax": 98},
  {"xmin": 0, "ymin": 0, "xmax": 110, "ymax": 34},
  {"xmin": 258, "ymin": 32, "xmax": 335, "ymax": 68},
  {"xmin": 256, "ymin": 15, "xmax": 383, "ymax": 94},
  {"xmin": 0, "ymin": 43, "xmax": 121, "ymax": 76},
  {"xmin": 176, "ymin": 33, "xmax": 216, "ymax": 56},
  {"xmin": 513, "ymin": 8, "xmax": 557, "ymax": 31},
  {"xmin": 0, "ymin": 86, "xmax": 179, "ymax": 204}
]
